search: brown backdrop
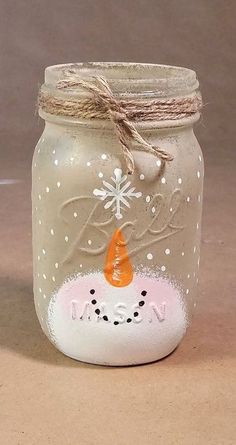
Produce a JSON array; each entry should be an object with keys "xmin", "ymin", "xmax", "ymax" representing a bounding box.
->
[
  {"xmin": 1, "ymin": 1, "xmax": 236, "ymax": 444},
  {"xmin": 1, "ymin": 0, "xmax": 236, "ymax": 173}
]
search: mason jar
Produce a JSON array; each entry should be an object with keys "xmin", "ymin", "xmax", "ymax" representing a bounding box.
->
[{"xmin": 32, "ymin": 62, "xmax": 203, "ymax": 366}]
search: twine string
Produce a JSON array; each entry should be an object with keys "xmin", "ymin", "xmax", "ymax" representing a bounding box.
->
[{"xmin": 39, "ymin": 75, "xmax": 202, "ymax": 174}]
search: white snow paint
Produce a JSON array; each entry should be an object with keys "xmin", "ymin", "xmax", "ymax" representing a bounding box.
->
[{"xmin": 47, "ymin": 269, "xmax": 187, "ymax": 366}]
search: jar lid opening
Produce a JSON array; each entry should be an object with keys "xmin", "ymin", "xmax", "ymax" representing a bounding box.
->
[{"xmin": 44, "ymin": 62, "xmax": 199, "ymax": 98}]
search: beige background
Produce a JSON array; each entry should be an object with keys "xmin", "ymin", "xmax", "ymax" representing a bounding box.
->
[{"xmin": 0, "ymin": 1, "xmax": 236, "ymax": 444}]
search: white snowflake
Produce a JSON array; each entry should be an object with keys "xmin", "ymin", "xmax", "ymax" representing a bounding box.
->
[{"xmin": 93, "ymin": 168, "xmax": 142, "ymax": 220}]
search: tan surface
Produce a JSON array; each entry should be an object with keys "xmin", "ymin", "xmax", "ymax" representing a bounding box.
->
[{"xmin": 1, "ymin": 1, "xmax": 236, "ymax": 444}]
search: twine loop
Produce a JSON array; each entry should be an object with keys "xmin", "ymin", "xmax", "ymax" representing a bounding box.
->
[{"xmin": 38, "ymin": 75, "xmax": 202, "ymax": 174}]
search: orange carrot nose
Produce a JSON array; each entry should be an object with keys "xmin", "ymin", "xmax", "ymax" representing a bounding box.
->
[{"xmin": 104, "ymin": 229, "xmax": 133, "ymax": 287}]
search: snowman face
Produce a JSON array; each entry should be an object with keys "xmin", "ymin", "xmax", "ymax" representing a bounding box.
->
[
  {"xmin": 47, "ymin": 228, "xmax": 187, "ymax": 365},
  {"xmin": 48, "ymin": 269, "xmax": 187, "ymax": 365},
  {"xmin": 49, "ymin": 270, "xmax": 185, "ymax": 324}
]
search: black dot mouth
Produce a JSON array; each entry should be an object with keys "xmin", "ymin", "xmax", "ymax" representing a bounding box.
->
[
  {"xmin": 90, "ymin": 289, "xmax": 95, "ymax": 295},
  {"xmin": 139, "ymin": 300, "xmax": 145, "ymax": 307},
  {"xmin": 141, "ymin": 290, "xmax": 147, "ymax": 296}
]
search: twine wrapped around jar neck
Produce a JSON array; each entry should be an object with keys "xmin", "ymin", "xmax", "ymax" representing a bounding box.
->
[{"xmin": 38, "ymin": 75, "xmax": 202, "ymax": 174}]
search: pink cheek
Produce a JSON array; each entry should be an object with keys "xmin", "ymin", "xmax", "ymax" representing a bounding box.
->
[
  {"xmin": 134, "ymin": 276, "xmax": 182, "ymax": 306},
  {"xmin": 55, "ymin": 275, "xmax": 105, "ymax": 313}
]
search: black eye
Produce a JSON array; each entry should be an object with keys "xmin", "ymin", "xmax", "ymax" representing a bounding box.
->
[
  {"xmin": 90, "ymin": 289, "xmax": 95, "ymax": 294},
  {"xmin": 141, "ymin": 290, "xmax": 147, "ymax": 296}
]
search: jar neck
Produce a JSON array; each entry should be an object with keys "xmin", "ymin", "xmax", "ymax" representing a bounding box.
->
[{"xmin": 39, "ymin": 62, "xmax": 201, "ymax": 132}]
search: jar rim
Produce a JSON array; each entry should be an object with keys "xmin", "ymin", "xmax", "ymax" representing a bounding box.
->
[{"xmin": 44, "ymin": 62, "xmax": 199, "ymax": 98}]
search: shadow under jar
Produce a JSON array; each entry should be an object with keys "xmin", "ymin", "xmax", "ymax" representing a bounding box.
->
[{"xmin": 32, "ymin": 62, "xmax": 204, "ymax": 366}]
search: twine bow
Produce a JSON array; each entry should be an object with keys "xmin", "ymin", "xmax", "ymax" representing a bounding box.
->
[{"xmin": 39, "ymin": 75, "xmax": 202, "ymax": 174}]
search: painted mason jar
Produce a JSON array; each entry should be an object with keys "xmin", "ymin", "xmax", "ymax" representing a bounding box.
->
[{"xmin": 32, "ymin": 62, "xmax": 203, "ymax": 366}]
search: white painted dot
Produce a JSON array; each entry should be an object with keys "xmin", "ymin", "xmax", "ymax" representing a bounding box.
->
[
  {"xmin": 88, "ymin": 239, "xmax": 92, "ymax": 245},
  {"xmin": 37, "ymin": 255, "xmax": 40, "ymax": 261},
  {"xmin": 38, "ymin": 194, "xmax": 42, "ymax": 200},
  {"xmin": 161, "ymin": 265, "xmax": 166, "ymax": 272},
  {"xmin": 156, "ymin": 159, "xmax": 162, "ymax": 167},
  {"xmin": 39, "ymin": 288, "xmax": 42, "ymax": 293},
  {"xmin": 170, "ymin": 207, "xmax": 173, "ymax": 212},
  {"xmin": 70, "ymin": 157, "xmax": 74, "ymax": 162},
  {"xmin": 54, "ymin": 159, "xmax": 58, "ymax": 166},
  {"xmin": 73, "ymin": 212, "xmax": 78, "ymax": 218},
  {"xmin": 34, "ymin": 163, "xmax": 37, "ymax": 168},
  {"xmin": 37, "ymin": 148, "xmax": 41, "ymax": 154},
  {"xmin": 146, "ymin": 195, "xmax": 151, "ymax": 203},
  {"xmin": 55, "ymin": 262, "xmax": 59, "ymax": 269},
  {"xmin": 52, "ymin": 149, "xmax": 56, "ymax": 154},
  {"xmin": 65, "ymin": 235, "xmax": 69, "ymax": 242},
  {"xmin": 194, "ymin": 302, "xmax": 197, "ymax": 307},
  {"xmin": 199, "ymin": 155, "xmax": 202, "ymax": 162},
  {"xmin": 43, "ymin": 273, "xmax": 47, "ymax": 280},
  {"xmin": 186, "ymin": 289, "xmax": 189, "ymax": 295},
  {"xmin": 147, "ymin": 253, "xmax": 153, "ymax": 260},
  {"xmin": 194, "ymin": 246, "xmax": 196, "ymax": 253},
  {"xmin": 57, "ymin": 181, "xmax": 61, "ymax": 188},
  {"xmin": 197, "ymin": 171, "xmax": 200, "ymax": 178},
  {"xmin": 52, "ymin": 276, "xmax": 56, "ymax": 282},
  {"xmin": 46, "ymin": 186, "xmax": 50, "ymax": 193},
  {"xmin": 43, "ymin": 294, "xmax": 46, "ymax": 299},
  {"xmin": 161, "ymin": 177, "xmax": 166, "ymax": 184},
  {"xmin": 181, "ymin": 251, "xmax": 185, "ymax": 256},
  {"xmin": 198, "ymin": 195, "xmax": 201, "ymax": 202},
  {"xmin": 50, "ymin": 228, "xmax": 54, "ymax": 236},
  {"xmin": 151, "ymin": 206, "xmax": 156, "ymax": 214},
  {"xmin": 87, "ymin": 161, "xmax": 91, "ymax": 167},
  {"xmin": 80, "ymin": 264, "xmax": 83, "ymax": 268},
  {"xmin": 42, "ymin": 249, "xmax": 46, "ymax": 255},
  {"xmin": 197, "ymin": 222, "xmax": 199, "ymax": 229},
  {"xmin": 35, "ymin": 206, "xmax": 38, "ymax": 211},
  {"xmin": 198, "ymin": 257, "xmax": 200, "ymax": 266},
  {"xmin": 37, "ymin": 273, "xmax": 40, "ymax": 278},
  {"xmin": 165, "ymin": 248, "xmax": 170, "ymax": 255},
  {"xmin": 178, "ymin": 178, "xmax": 182, "ymax": 184},
  {"xmin": 140, "ymin": 174, "xmax": 145, "ymax": 180},
  {"xmin": 98, "ymin": 172, "xmax": 103, "ymax": 178},
  {"xmin": 187, "ymin": 273, "xmax": 190, "ymax": 279},
  {"xmin": 101, "ymin": 154, "xmax": 107, "ymax": 160},
  {"xmin": 39, "ymin": 220, "xmax": 42, "ymax": 225},
  {"xmin": 187, "ymin": 196, "xmax": 190, "ymax": 202}
]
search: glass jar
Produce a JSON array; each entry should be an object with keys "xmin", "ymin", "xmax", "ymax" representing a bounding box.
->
[{"xmin": 32, "ymin": 62, "xmax": 203, "ymax": 366}]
